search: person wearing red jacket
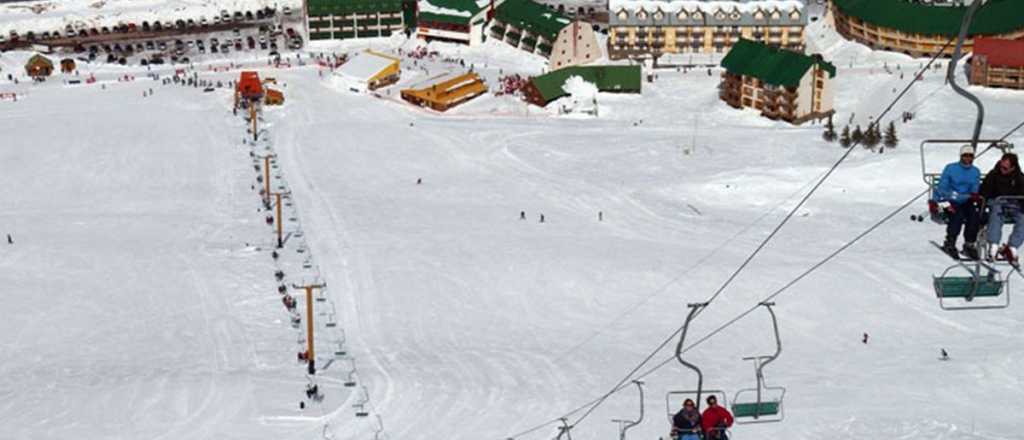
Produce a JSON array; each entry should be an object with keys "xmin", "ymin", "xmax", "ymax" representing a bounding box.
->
[{"xmin": 701, "ymin": 395, "xmax": 734, "ymax": 440}]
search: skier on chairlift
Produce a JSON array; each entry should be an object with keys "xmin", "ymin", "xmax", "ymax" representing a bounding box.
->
[
  {"xmin": 980, "ymin": 152, "xmax": 1024, "ymax": 264},
  {"xmin": 671, "ymin": 398, "xmax": 702, "ymax": 440},
  {"xmin": 936, "ymin": 145, "xmax": 982, "ymax": 260},
  {"xmin": 701, "ymin": 395, "xmax": 734, "ymax": 440}
]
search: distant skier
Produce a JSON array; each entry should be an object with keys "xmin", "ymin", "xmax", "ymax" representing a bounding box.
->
[
  {"xmin": 935, "ymin": 145, "xmax": 982, "ymax": 260},
  {"xmin": 539, "ymin": 214, "xmax": 545, "ymax": 223},
  {"xmin": 598, "ymin": 211, "xmax": 603, "ymax": 222},
  {"xmin": 520, "ymin": 211, "xmax": 526, "ymax": 220},
  {"xmin": 6, "ymin": 234, "xmax": 11, "ymax": 244},
  {"xmin": 701, "ymin": 395, "xmax": 733, "ymax": 440},
  {"xmin": 862, "ymin": 333, "xmax": 869, "ymax": 344},
  {"xmin": 416, "ymin": 178, "xmax": 422, "ymax": 185},
  {"xmin": 672, "ymin": 399, "xmax": 702, "ymax": 440},
  {"xmin": 940, "ymin": 349, "xmax": 950, "ymax": 360}
]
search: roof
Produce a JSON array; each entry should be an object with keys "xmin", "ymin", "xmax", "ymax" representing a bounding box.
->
[
  {"xmin": 973, "ymin": 37, "xmax": 1024, "ymax": 68},
  {"xmin": 308, "ymin": 0, "xmax": 403, "ymax": 16},
  {"xmin": 609, "ymin": 0, "xmax": 805, "ymax": 27},
  {"xmin": 237, "ymin": 71, "xmax": 263, "ymax": 96},
  {"xmin": 418, "ymin": 0, "xmax": 487, "ymax": 25},
  {"xmin": 720, "ymin": 39, "xmax": 835, "ymax": 87},
  {"xmin": 832, "ymin": 0, "xmax": 1024, "ymax": 38},
  {"xmin": 26, "ymin": 53, "xmax": 53, "ymax": 68},
  {"xmin": 530, "ymin": 65, "xmax": 641, "ymax": 104},
  {"xmin": 494, "ymin": 0, "xmax": 570, "ymax": 41},
  {"xmin": 337, "ymin": 51, "xmax": 400, "ymax": 82}
]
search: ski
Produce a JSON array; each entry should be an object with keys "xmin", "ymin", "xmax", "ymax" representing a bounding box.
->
[{"xmin": 930, "ymin": 241, "xmax": 1001, "ymax": 272}]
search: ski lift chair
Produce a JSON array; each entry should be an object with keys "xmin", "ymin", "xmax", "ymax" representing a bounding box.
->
[
  {"xmin": 666, "ymin": 303, "xmax": 729, "ymax": 436},
  {"xmin": 920, "ymin": 139, "xmax": 1014, "ymax": 225},
  {"xmin": 731, "ymin": 303, "xmax": 785, "ymax": 424},
  {"xmin": 933, "ymin": 262, "xmax": 1010, "ymax": 310}
]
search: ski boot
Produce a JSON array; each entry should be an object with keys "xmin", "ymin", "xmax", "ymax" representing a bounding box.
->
[
  {"xmin": 963, "ymin": 242, "xmax": 980, "ymax": 261},
  {"xmin": 1000, "ymin": 245, "xmax": 1019, "ymax": 268},
  {"xmin": 987, "ymin": 243, "xmax": 999, "ymax": 263},
  {"xmin": 942, "ymin": 238, "xmax": 959, "ymax": 260}
]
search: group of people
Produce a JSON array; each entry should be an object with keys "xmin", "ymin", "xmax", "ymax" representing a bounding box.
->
[
  {"xmin": 671, "ymin": 395, "xmax": 734, "ymax": 440},
  {"xmin": 936, "ymin": 145, "xmax": 1024, "ymax": 263}
]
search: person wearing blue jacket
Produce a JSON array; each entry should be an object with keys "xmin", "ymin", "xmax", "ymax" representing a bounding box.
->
[{"xmin": 935, "ymin": 145, "xmax": 982, "ymax": 259}]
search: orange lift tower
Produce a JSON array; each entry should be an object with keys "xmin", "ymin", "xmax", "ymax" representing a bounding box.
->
[
  {"xmin": 258, "ymin": 153, "xmax": 276, "ymax": 209},
  {"xmin": 271, "ymin": 191, "xmax": 291, "ymax": 248},
  {"xmin": 294, "ymin": 282, "xmax": 327, "ymax": 374}
]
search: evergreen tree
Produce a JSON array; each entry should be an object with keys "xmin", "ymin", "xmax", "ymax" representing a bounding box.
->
[
  {"xmin": 852, "ymin": 125, "xmax": 864, "ymax": 144},
  {"xmin": 840, "ymin": 125, "xmax": 852, "ymax": 148},
  {"xmin": 884, "ymin": 121, "xmax": 899, "ymax": 148},
  {"xmin": 863, "ymin": 123, "xmax": 881, "ymax": 149},
  {"xmin": 823, "ymin": 116, "xmax": 837, "ymax": 142}
]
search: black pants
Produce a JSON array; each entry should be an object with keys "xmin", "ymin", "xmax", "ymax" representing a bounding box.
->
[{"xmin": 947, "ymin": 200, "xmax": 981, "ymax": 244}]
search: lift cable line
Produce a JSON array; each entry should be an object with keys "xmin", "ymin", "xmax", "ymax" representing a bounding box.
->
[
  {"xmin": 503, "ymin": 113, "xmax": 1024, "ymax": 440},
  {"xmin": 504, "ymin": 29, "xmax": 968, "ymax": 440},
  {"xmin": 556, "ymin": 31, "xmax": 963, "ymax": 436}
]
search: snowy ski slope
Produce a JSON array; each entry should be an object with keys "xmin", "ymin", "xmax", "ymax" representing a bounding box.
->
[{"xmin": 2, "ymin": 17, "xmax": 1024, "ymax": 440}]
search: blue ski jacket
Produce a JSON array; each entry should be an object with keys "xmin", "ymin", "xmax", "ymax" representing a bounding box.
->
[{"xmin": 935, "ymin": 161, "xmax": 980, "ymax": 204}]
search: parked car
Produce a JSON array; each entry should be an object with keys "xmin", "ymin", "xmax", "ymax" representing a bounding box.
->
[
  {"xmin": 200, "ymin": 17, "xmax": 208, "ymax": 27},
  {"xmin": 283, "ymin": 5, "xmax": 293, "ymax": 15},
  {"xmin": 146, "ymin": 41, "xmax": 155, "ymax": 50},
  {"xmin": 247, "ymin": 36, "xmax": 256, "ymax": 49}
]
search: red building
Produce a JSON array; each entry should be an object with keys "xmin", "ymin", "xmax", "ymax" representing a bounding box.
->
[{"xmin": 970, "ymin": 38, "xmax": 1024, "ymax": 90}]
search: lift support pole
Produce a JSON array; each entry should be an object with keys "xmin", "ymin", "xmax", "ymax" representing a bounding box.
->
[
  {"xmin": 261, "ymin": 154, "xmax": 276, "ymax": 208},
  {"xmin": 294, "ymin": 282, "xmax": 326, "ymax": 375}
]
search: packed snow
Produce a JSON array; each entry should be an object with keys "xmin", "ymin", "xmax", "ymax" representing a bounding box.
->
[{"xmin": 2, "ymin": 12, "xmax": 1024, "ymax": 440}]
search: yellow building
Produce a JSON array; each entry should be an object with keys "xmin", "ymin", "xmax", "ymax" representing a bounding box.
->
[
  {"xmin": 608, "ymin": 0, "xmax": 807, "ymax": 59},
  {"xmin": 334, "ymin": 50, "xmax": 401, "ymax": 92},
  {"xmin": 400, "ymin": 72, "xmax": 487, "ymax": 111}
]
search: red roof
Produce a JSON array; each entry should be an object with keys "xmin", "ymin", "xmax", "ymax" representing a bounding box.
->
[
  {"xmin": 237, "ymin": 71, "xmax": 264, "ymax": 98},
  {"xmin": 973, "ymin": 37, "xmax": 1024, "ymax": 68}
]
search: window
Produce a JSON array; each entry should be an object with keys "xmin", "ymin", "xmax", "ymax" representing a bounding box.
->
[
  {"xmin": 754, "ymin": 9, "xmax": 764, "ymax": 20},
  {"xmin": 677, "ymin": 10, "xmax": 688, "ymax": 20},
  {"xmin": 653, "ymin": 9, "xmax": 664, "ymax": 21},
  {"xmin": 636, "ymin": 8, "xmax": 647, "ymax": 19},
  {"xmin": 730, "ymin": 10, "xmax": 741, "ymax": 21},
  {"xmin": 617, "ymin": 9, "xmax": 628, "ymax": 20},
  {"xmin": 770, "ymin": 9, "xmax": 781, "ymax": 20},
  {"xmin": 714, "ymin": 9, "xmax": 726, "ymax": 20},
  {"xmin": 790, "ymin": 9, "xmax": 801, "ymax": 20}
]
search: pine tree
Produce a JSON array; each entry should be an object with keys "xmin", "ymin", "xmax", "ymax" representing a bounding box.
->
[
  {"xmin": 840, "ymin": 125, "xmax": 852, "ymax": 148},
  {"xmin": 863, "ymin": 123, "xmax": 880, "ymax": 149},
  {"xmin": 823, "ymin": 116, "xmax": 837, "ymax": 142},
  {"xmin": 884, "ymin": 121, "xmax": 899, "ymax": 148},
  {"xmin": 852, "ymin": 125, "xmax": 864, "ymax": 144}
]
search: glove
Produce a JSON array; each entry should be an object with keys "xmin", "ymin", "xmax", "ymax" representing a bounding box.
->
[{"xmin": 970, "ymin": 193, "xmax": 982, "ymax": 204}]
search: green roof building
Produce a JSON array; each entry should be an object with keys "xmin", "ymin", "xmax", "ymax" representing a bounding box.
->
[
  {"xmin": 416, "ymin": 0, "xmax": 495, "ymax": 44},
  {"xmin": 720, "ymin": 39, "xmax": 835, "ymax": 125},
  {"xmin": 832, "ymin": 0, "xmax": 1024, "ymax": 58},
  {"xmin": 307, "ymin": 0, "xmax": 412, "ymax": 41},
  {"xmin": 522, "ymin": 65, "xmax": 641, "ymax": 106},
  {"xmin": 487, "ymin": 0, "xmax": 600, "ymax": 64}
]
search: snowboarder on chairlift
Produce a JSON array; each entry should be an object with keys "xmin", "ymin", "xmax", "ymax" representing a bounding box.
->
[
  {"xmin": 701, "ymin": 395, "xmax": 733, "ymax": 440},
  {"xmin": 936, "ymin": 145, "xmax": 982, "ymax": 260},
  {"xmin": 980, "ymin": 153, "xmax": 1024, "ymax": 264},
  {"xmin": 672, "ymin": 399, "xmax": 702, "ymax": 440}
]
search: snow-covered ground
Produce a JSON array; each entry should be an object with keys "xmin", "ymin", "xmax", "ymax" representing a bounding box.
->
[{"xmin": 3, "ymin": 17, "xmax": 1024, "ymax": 440}]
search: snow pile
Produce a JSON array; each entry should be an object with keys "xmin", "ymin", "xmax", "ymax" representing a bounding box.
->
[{"xmin": 559, "ymin": 75, "xmax": 599, "ymax": 115}]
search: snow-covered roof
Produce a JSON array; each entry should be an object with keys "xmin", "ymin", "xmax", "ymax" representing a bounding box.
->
[
  {"xmin": 608, "ymin": 0, "xmax": 804, "ymax": 14},
  {"xmin": 336, "ymin": 51, "xmax": 398, "ymax": 82},
  {"xmin": 418, "ymin": 1, "xmax": 474, "ymax": 18}
]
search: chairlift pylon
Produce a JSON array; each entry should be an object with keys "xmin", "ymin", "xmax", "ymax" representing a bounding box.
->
[
  {"xmin": 730, "ymin": 302, "xmax": 785, "ymax": 424},
  {"xmin": 665, "ymin": 302, "xmax": 728, "ymax": 434},
  {"xmin": 611, "ymin": 380, "xmax": 644, "ymax": 440}
]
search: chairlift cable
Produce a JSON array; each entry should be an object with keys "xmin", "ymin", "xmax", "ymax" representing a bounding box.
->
[
  {"xmin": 505, "ymin": 30, "xmax": 971, "ymax": 440},
  {"xmin": 558, "ymin": 31, "xmax": 962, "ymax": 435},
  {"xmin": 512, "ymin": 114, "xmax": 1024, "ymax": 440}
]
